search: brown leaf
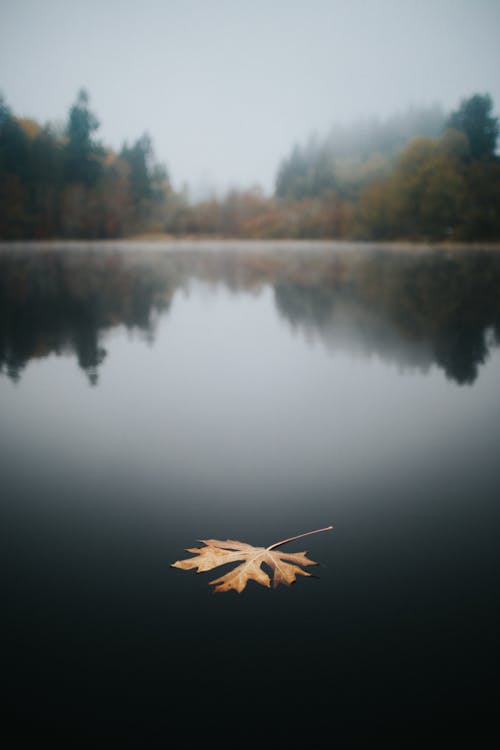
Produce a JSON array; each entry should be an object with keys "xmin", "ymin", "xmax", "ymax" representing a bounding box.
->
[{"xmin": 171, "ymin": 526, "xmax": 333, "ymax": 593}]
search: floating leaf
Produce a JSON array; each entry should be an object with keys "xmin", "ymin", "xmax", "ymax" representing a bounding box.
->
[{"xmin": 171, "ymin": 525, "xmax": 333, "ymax": 593}]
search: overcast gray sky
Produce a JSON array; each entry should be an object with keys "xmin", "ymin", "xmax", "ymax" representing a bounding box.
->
[{"xmin": 1, "ymin": 0, "xmax": 499, "ymax": 195}]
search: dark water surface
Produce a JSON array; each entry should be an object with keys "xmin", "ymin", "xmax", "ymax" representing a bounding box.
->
[{"xmin": 1, "ymin": 242, "xmax": 499, "ymax": 743}]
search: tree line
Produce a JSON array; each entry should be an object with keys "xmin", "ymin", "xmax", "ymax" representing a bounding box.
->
[
  {"xmin": 0, "ymin": 89, "xmax": 169, "ymax": 238},
  {"xmin": 1, "ymin": 91, "xmax": 499, "ymax": 240},
  {"xmin": 168, "ymin": 94, "xmax": 499, "ymax": 241},
  {"xmin": 353, "ymin": 95, "xmax": 500, "ymax": 241}
]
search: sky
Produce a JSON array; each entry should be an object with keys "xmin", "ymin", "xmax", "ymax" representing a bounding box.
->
[{"xmin": 1, "ymin": 0, "xmax": 500, "ymax": 196}]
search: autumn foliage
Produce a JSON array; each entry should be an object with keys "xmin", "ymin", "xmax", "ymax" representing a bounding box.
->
[
  {"xmin": 172, "ymin": 527, "xmax": 333, "ymax": 593},
  {"xmin": 1, "ymin": 92, "xmax": 499, "ymax": 240},
  {"xmin": 0, "ymin": 90, "xmax": 169, "ymax": 239},
  {"xmin": 165, "ymin": 94, "xmax": 500, "ymax": 241}
]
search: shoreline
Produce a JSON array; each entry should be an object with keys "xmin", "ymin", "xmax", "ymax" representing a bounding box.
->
[{"xmin": 2, "ymin": 236, "xmax": 500, "ymax": 252}]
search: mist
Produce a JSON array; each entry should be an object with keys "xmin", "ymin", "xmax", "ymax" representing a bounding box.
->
[
  {"xmin": 3, "ymin": 2, "xmax": 500, "ymax": 738},
  {"xmin": 1, "ymin": 0, "xmax": 499, "ymax": 194}
]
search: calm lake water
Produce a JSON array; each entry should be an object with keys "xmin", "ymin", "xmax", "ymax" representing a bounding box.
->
[{"xmin": 1, "ymin": 241, "xmax": 499, "ymax": 743}]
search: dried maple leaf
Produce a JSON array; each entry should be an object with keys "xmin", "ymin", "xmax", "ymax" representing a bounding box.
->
[{"xmin": 171, "ymin": 525, "xmax": 333, "ymax": 593}]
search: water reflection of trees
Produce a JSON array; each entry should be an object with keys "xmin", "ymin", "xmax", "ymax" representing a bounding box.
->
[
  {"xmin": 274, "ymin": 250, "xmax": 500, "ymax": 384},
  {"xmin": 0, "ymin": 250, "xmax": 173, "ymax": 385},
  {"xmin": 1, "ymin": 246, "xmax": 499, "ymax": 386}
]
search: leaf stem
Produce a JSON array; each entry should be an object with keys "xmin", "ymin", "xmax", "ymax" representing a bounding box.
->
[{"xmin": 266, "ymin": 525, "xmax": 334, "ymax": 551}]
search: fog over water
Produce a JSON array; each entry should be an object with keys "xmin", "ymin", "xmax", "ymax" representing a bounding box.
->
[
  {"xmin": 1, "ymin": 0, "xmax": 499, "ymax": 192},
  {"xmin": 2, "ymin": 0, "xmax": 500, "ymax": 737},
  {"xmin": 1, "ymin": 243, "xmax": 499, "ymax": 742}
]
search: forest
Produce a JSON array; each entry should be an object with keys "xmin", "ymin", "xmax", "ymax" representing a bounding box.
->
[
  {"xmin": 0, "ymin": 91, "xmax": 499, "ymax": 241},
  {"xmin": 0, "ymin": 90, "xmax": 169, "ymax": 239}
]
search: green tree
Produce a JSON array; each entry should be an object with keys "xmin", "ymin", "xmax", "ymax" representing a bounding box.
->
[
  {"xmin": 28, "ymin": 127, "xmax": 64, "ymax": 236},
  {"xmin": 65, "ymin": 89, "xmax": 102, "ymax": 185},
  {"xmin": 458, "ymin": 160, "xmax": 500, "ymax": 240},
  {"xmin": 0, "ymin": 96, "xmax": 30, "ymax": 178},
  {"xmin": 0, "ymin": 95, "xmax": 32, "ymax": 236},
  {"xmin": 446, "ymin": 94, "xmax": 499, "ymax": 161},
  {"xmin": 121, "ymin": 134, "xmax": 169, "ymax": 229},
  {"xmin": 121, "ymin": 134, "xmax": 154, "ymax": 203}
]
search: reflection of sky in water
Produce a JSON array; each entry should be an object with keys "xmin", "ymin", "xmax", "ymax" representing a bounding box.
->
[
  {"xmin": 2, "ymin": 274, "xmax": 500, "ymax": 519},
  {"xmin": 2, "ymin": 245, "xmax": 500, "ymax": 387}
]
